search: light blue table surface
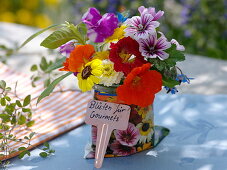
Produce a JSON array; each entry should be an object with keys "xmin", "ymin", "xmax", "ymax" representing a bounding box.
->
[{"xmin": 5, "ymin": 94, "xmax": 227, "ymax": 170}]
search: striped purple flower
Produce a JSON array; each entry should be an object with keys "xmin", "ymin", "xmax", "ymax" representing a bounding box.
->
[
  {"xmin": 125, "ymin": 14, "xmax": 159, "ymax": 40},
  {"xmin": 138, "ymin": 6, "xmax": 164, "ymax": 21},
  {"xmin": 138, "ymin": 32, "xmax": 171, "ymax": 60}
]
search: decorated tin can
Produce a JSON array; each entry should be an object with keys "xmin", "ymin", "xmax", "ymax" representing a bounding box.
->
[{"xmin": 85, "ymin": 84, "xmax": 155, "ymax": 158}]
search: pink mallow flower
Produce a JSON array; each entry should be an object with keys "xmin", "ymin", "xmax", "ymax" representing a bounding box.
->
[
  {"xmin": 125, "ymin": 13, "xmax": 159, "ymax": 40},
  {"xmin": 82, "ymin": 7, "xmax": 118, "ymax": 43},
  {"xmin": 114, "ymin": 123, "xmax": 140, "ymax": 146},
  {"xmin": 138, "ymin": 6, "xmax": 164, "ymax": 21},
  {"xmin": 138, "ymin": 32, "xmax": 171, "ymax": 60},
  {"xmin": 110, "ymin": 140, "xmax": 136, "ymax": 156}
]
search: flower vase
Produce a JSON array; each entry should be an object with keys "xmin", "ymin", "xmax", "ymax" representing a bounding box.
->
[{"xmin": 85, "ymin": 84, "xmax": 155, "ymax": 158}]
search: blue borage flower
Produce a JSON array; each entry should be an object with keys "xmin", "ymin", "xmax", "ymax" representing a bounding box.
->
[
  {"xmin": 164, "ymin": 86, "xmax": 178, "ymax": 94},
  {"xmin": 176, "ymin": 74, "xmax": 194, "ymax": 84},
  {"xmin": 117, "ymin": 12, "xmax": 128, "ymax": 23}
]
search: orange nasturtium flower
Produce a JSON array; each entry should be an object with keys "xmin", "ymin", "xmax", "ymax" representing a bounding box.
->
[
  {"xmin": 116, "ymin": 63, "xmax": 162, "ymax": 107},
  {"xmin": 60, "ymin": 44, "xmax": 95, "ymax": 72}
]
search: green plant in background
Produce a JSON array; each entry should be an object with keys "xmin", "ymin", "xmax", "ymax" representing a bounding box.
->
[
  {"xmin": 0, "ymin": 45, "xmax": 15, "ymax": 64},
  {"xmin": 30, "ymin": 56, "xmax": 63, "ymax": 88},
  {"xmin": 0, "ymin": 80, "xmax": 55, "ymax": 168},
  {"xmin": 162, "ymin": 0, "xmax": 227, "ymax": 60}
]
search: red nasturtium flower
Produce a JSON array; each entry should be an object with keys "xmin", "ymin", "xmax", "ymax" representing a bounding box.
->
[
  {"xmin": 116, "ymin": 63, "xmax": 162, "ymax": 107},
  {"xmin": 60, "ymin": 44, "xmax": 95, "ymax": 72},
  {"xmin": 109, "ymin": 36, "xmax": 146, "ymax": 75}
]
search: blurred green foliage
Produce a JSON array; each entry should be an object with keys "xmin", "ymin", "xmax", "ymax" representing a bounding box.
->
[{"xmin": 0, "ymin": 0, "xmax": 226, "ymax": 59}]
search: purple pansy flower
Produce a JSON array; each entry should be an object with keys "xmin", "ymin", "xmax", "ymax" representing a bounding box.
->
[
  {"xmin": 171, "ymin": 39, "xmax": 185, "ymax": 51},
  {"xmin": 114, "ymin": 123, "xmax": 140, "ymax": 146},
  {"xmin": 110, "ymin": 140, "xmax": 136, "ymax": 156},
  {"xmin": 82, "ymin": 8, "xmax": 118, "ymax": 43},
  {"xmin": 138, "ymin": 32, "xmax": 171, "ymax": 60},
  {"xmin": 138, "ymin": 6, "xmax": 164, "ymax": 21},
  {"xmin": 164, "ymin": 86, "xmax": 178, "ymax": 94},
  {"xmin": 59, "ymin": 42, "xmax": 75, "ymax": 56},
  {"xmin": 124, "ymin": 9, "xmax": 159, "ymax": 40}
]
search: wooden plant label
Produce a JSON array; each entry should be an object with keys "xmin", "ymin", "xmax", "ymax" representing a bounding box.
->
[{"xmin": 85, "ymin": 100, "xmax": 131, "ymax": 168}]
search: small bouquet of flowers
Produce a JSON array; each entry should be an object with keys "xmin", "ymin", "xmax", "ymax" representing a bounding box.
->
[{"xmin": 34, "ymin": 6, "xmax": 191, "ymax": 107}]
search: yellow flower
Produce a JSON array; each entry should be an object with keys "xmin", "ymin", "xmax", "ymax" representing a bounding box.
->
[
  {"xmin": 77, "ymin": 59, "xmax": 103, "ymax": 92},
  {"xmin": 0, "ymin": 12, "xmax": 15, "ymax": 22},
  {"xmin": 137, "ymin": 142, "xmax": 152, "ymax": 152},
  {"xmin": 105, "ymin": 25, "xmax": 126, "ymax": 42},
  {"xmin": 102, "ymin": 61, "xmax": 114, "ymax": 77},
  {"xmin": 100, "ymin": 60, "xmax": 124, "ymax": 87},
  {"xmin": 23, "ymin": 0, "xmax": 39, "ymax": 10},
  {"xmin": 35, "ymin": 14, "xmax": 52, "ymax": 28},
  {"xmin": 92, "ymin": 51, "xmax": 109, "ymax": 60},
  {"xmin": 137, "ymin": 106, "xmax": 152, "ymax": 119},
  {"xmin": 136, "ymin": 119, "xmax": 154, "ymax": 144},
  {"xmin": 16, "ymin": 9, "xmax": 33, "ymax": 25},
  {"xmin": 44, "ymin": 0, "xmax": 59, "ymax": 5}
]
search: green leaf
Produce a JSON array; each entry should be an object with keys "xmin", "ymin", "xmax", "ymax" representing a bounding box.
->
[
  {"xmin": 29, "ymin": 132, "xmax": 35, "ymax": 139},
  {"xmin": 18, "ymin": 147, "xmax": 26, "ymax": 151},
  {"xmin": 165, "ymin": 45, "xmax": 185, "ymax": 67},
  {"xmin": 24, "ymin": 136, "xmax": 29, "ymax": 140},
  {"xmin": 16, "ymin": 100, "xmax": 22, "ymax": 107},
  {"xmin": 23, "ymin": 95, "xmax": 31, "ymax": 107},
  {"xmin": 5, "ymin": 87, "xmax": 11, "ymax": 91},
  {"xmin": 18, "ymin": 115, "xmax": 26, "ymax": 125},
  {"xmin": 44, "ymin": 79, "xmax": 51, "ymax": 88},
  {"xmin": 30, "ymin": 65, "xmax": 38, "ymax": 71},
  {"xmin": 48, "ymin": 149, "xmax": 55, "ymax": 154},
  {"xmin": 0, "ymin": 98, "xmax": 6, "ymax": 106},
  {"xmin": 18, "ymin": 24, "xmax": 63, "ymax": 50},
  {"xmin": 22, "ymin": 108, "xmax": 31, "ymax": 112},
  {"xmin": 1, "ymin": 124, "xmax": 10, "ymax": 130},
  {"xmin": 43, "ymin": 142, "xmax": 50, "ymax": 149},
  {"xmin": 76, "ymin": 23, "xmax": 87, "ymax": 42},
  {"xmin": 26, "ymin": 120, "xmax": 35, "ymax": 127},
  {"xmin": 0, "ymin": 80, "xmax": 6, "ymax": 89},
  {"xmin": 41, "ymin": 27, "xmax": 80, "ymax": 49},
  {"xmin": 37, "ymin": 72, "xmax": 72, "ymax": 104},
  {"xmin": 0, "ymin": 114, "xmax": 10, "ymax": 122},
  {"xmin": 77, "ymin": 23, "xmax": 87, "ymax": 35},
  {"xmin": 39, "ymin": 152, "xmax": 48, "ymax": 158},
  {"xmin": 11, "ymin": 115, "xmax": 16, "ymax": 125},
  {"xmin": 40, "ymin": 57, "xmax": 48, "ymax": 71},
  {"xmin": 5, "ymin": 96, "xmax": 11, "ymax": 101},
  {"xmin": 18, "ymin": 150, "xmax": 30, "ymax": 159},
  {"xmin": 162, "ymin": 77, "xmax": 180, "ymax": 88},
  {"xmin": 42, "ymin": 148, "xmax": 49, "ymax": 151},
  {"xmin": 45, "ymin": 57, "xmax": 66, "ymax": 72},
  {"xmin": 67, "ymin": 23, "xmax": 86, "ymax": 45}
]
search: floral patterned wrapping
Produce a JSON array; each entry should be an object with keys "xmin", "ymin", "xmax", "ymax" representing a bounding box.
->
[{"xmin": 85, "ymin": 85, "xmax": 169, "ymax": 158}]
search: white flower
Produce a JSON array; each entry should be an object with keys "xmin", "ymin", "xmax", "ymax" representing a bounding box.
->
[
  {"xmin": 170, "ymin": 39, "xmax": 185, "ymax": 51},
  {"xmin": 100, "ymin": 60, "xmax": 124, "ymax": 86}
]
